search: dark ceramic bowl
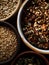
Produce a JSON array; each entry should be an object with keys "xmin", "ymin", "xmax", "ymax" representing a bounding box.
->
[
  {"xmin": 0, "ymin": 21, "xmax": 19, "ymax": 64},
  {"xmin": 11, "ymin": 51, "xmax": 49, "ymax": 65}
]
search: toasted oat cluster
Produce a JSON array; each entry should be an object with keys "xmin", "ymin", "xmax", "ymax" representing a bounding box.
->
[
  {"xmin": 23, "ymin": 0, "xmax": 49, "ymax": 49},
  {"xmin": 0, "ymin": 26, "xmax": 17, "ymax": 61},
  {"xmin": 0, "ymin": 0, "xmax": 19, "ymax": 20}
]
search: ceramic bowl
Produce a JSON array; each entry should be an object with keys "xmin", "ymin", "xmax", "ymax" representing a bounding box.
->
[{"xmin": 17, "ymin": 0, "xmax": 49, "ymax": 54}]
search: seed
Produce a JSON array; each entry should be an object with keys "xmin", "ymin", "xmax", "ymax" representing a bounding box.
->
[
  {"xmin": 30, "ymin": 9, "xmax": 32, "ymax": 12},
  {"xmin": 0, "ymin": 0, "xmax": 19, "ymax": 20},
  {"xmin": 22, "ymin": 0, "xmax": 49, "ymax": 50},
  {"xmin": 0, "ymin": 26, "xmax": 18, "ymax": 62},
  {"xmin": 16, "ymin": 57, "xmax": 44, "ymax": 65}
]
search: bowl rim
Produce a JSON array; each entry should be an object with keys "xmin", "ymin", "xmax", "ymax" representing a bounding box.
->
[
  {"xmin": 0, "ymin": 21, "xmax": 19, "ymax": 64},
  {"xmin": 17, "ymin": 0, "xmax": 49, "ymax": 54},
  {"xmin": 0, "ymin": 0, "xmax": 21, "ymax": 21},
  {"xmin": 11, "ymin": 51, "xmax": 49, "ymax": 65}
]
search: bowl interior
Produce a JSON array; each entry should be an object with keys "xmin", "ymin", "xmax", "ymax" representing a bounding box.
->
[
  {"xmin": 12, "ymin": 51, "xmax": 48, "ymax": 65},
  {"xmin": 0, "ymin": 22, "xmax": 19, "ymax": 64},
  {"xmin": 18, "ymin": 0, "xmax": 49, "ymax": 52},
  {"xmin": 0, "ymin": 0, "xmax": 21, "ymax": 21}
]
